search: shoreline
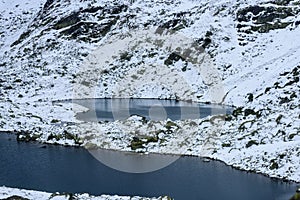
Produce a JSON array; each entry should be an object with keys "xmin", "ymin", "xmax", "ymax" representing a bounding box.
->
[{"xmin": 0, "ymin": 186, "xmax": 171, "ymax": 200}]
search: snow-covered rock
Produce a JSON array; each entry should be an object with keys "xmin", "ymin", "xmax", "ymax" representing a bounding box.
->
[{"xmin": 0, "ymin": 186, "xmax": 171, "ymax": 200}]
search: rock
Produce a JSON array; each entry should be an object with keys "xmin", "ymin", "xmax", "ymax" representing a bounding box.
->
[
  {"xmin": 232, "ymin": 107, "xmax": 243, "ymax": 117},
  {"xmin": 60, "ymin": 20, "xmax": 118, "ymax": 42},
  {"xmin": 2, "ymin": 195, "xmax": 29, "ymax": 200},
  {"xmin": 279, "ymin": 96, "xmax": 291, "ymax": 104},
  {"xmin": 224, "ymin": 115, "xmax": 233, "ymax": 121},
  {"xmin": 50, "ymin": 119, "xmax": 60, "ymax": 123},
  {"xmin": 245, "ymin": 140, "xmax": 259, "ymax": 148},
  {"xmin": 269, "ymin": 160, "xmax": 279, "ymax": 170},
  {"xmin": 129, "ymin": 135, "xmax": 158, "ymax": 150},
  {"xmin": 222, "ymin": 143, "xmax": 231, "ymax": 147},
  {"xmin": 202, "ymin": 37, "xmax": 212, "ymax": 49},
  {"xmin": 120, "ymin": 51, "xmax": 133, "ymax": 61},
  {"xmin": 129, "ymin": 137, "xmax": 144, "ymax": 150},
  {"xmin": 164, "ymin": 52, "xmax": 185, "ymax": 66},
  {"xmin": 289, "ymin": 187, "xmax": 300, "ymax": 200},
  {"xmin": 53, "ymin": 12, "xmax": 80, "ymax": 30},
  {"xmin": 10, "ymin": 30, "xmax": 31, "ymax": 47},
  {"xmin": 165, "ymin": 121, "xmax": 179, "ymax": 130},
  {"xmin": 43, "ymin": 0, "xmax": 55, "ymax": 11},
  {"xmin": 244, "ymin": 108, "xmax": 256, "ymax": 116},
  {"xmin": 247, "ymin": 93, "xmax": 253, "ymax": 102},
  {"xmin": 236, "ymin": 4, "xmax": 299, "ymax": 44},
  {"xmin": 145, "ymin": 136, "xmax": 158, "ymax": 143},
  {"xmin": 16, "ymin": 131, "xmax": 40, "ymax": 142},
  {"xmin": 47, "ymin": 133, "xmax": 61, "ymax": 141},
  {"xmin": 276, "ymin": 114, "xmax": 283, "ymax": 124},
  {"xmin": 158, "ymin": 13, "xmax": 189, "ymax": 31}
]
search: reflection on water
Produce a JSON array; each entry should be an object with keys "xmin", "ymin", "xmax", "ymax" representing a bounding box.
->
[{"xmin": 89, "ymin": 149, "xmax": 179, "ymax": 173}]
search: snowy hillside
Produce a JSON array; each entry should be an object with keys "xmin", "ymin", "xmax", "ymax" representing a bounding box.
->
[{"xmin": 0, "ymin": 0, "xmax": 299, "ymax": 182}]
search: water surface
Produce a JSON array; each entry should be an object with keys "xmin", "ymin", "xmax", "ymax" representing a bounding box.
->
[
  {"xmin": 71, "ymin": 98, "xmax": 232, "ymax": 122},
  {"xmin": 0, "ymin": 133, "xmax": 297, "ymax": 200}
]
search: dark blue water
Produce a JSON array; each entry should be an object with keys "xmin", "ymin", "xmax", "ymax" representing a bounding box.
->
[
  {"xmin": 72, "ymin": 98, "xmax": 232, "ymax": 122},
  {"xmin": 0, "ymin": 133, "xmax": 297, "ymax": 200}
]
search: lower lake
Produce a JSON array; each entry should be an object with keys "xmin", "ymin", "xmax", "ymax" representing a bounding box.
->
[{"xmin": 0, "ymin": 133, "xmax": 297, "ymax": 200}]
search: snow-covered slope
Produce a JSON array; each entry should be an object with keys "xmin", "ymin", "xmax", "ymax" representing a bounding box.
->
[{"xmin": 0, "ymin": 0, "xmax": 299, "ymax": 182}]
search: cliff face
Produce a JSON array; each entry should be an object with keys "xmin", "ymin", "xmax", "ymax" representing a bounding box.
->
[{"xmin": 0, "ymin": 0, "xmax": 299, "ymax": 182}]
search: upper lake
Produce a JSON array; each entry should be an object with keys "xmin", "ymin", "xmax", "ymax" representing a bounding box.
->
[{"xmin": 70, "ymin": 98, "xmax": 232, "ymax": 122}]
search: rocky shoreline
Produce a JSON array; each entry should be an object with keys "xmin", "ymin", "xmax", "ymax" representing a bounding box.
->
[{"xmin": 0, "ymin": 186, "xmax": 172, "ymax": 200}]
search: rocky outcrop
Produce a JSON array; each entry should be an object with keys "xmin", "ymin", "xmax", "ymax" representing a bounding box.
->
[{"xmin": 236, "ymin": 2, "xmax": 300, "ymax": 45}]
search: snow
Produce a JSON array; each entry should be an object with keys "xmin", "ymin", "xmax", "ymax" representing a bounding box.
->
[
  {"xmin": 0, "ymin": 0, "xmax": 299, "ymax": 187},
  {"xmin": 0, "ymin": 186, "xmax": 170, "ymax": 200}
]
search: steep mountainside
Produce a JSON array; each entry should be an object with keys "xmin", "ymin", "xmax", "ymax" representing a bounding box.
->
[{"xmin": 0, "ymin": 0, "xmax": 299, "ymax": 182}]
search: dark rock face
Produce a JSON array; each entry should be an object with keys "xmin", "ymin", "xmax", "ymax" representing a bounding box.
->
[
  {"xmin": 43, "ymin": 0, "xmax": 55, "ymax": 11},
  {"xmin": 236, "ymin": 2, "xmax": 300, "ymax": 45},
  {"xmin": 53, "ymin": 12, "xmax": 81, "ymax": 30},
  {"xmin": 10, "ymin": 30, "xmax": 31, "ymax": 47},
  {"xmin": 158, "ymin": 11, "xmax": 191, "ymax": 31},
  {"xmin": 60, "ymin": 20, "xmax": 118, "ymax": 42},
  {"xmin": 159, "ymin": 18, "xmax": 188, "ymax": 31},
  {"xmin": 236, "ymin": 5, "xmax": 298, "ymax": 33},
  {"xmin": 164, "ymin": 52, "xmax": 185, "ymax": 66},
  {"xmin": 11, "ymin": 1, "xmax": 128, "ymax": 46},
  {"xmin": 237, "ymin": 5, "xmax": 295, "ymax": 24},
  {"xmin": 54, "ymin": 4, "xmax": 127, "ymax": 42},
  {"xmin": 196, "ymin": 31, "xmax": 213, "ymax": 49}
]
